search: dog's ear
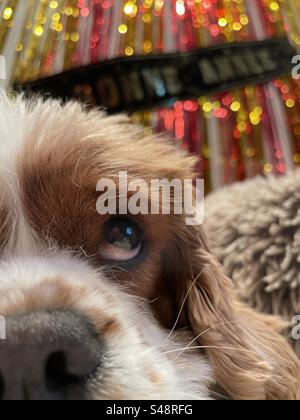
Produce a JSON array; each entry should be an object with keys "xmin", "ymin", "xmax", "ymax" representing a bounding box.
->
[{"xmin": 174, "ymin": 225, "xmax": 300, "ymax": 400}]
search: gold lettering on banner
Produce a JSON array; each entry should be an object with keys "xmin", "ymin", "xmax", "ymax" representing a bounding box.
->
[
  {"xmin": 198, "ymin": 59, "xmax": 219, "ymax": 85},
  {"xmin": 163, "ymin": 66, "xmax": 182, "ymax": 95},
  {"xmin": 213, "ymin": 56, "xmax": 236, "ymax": 82}
]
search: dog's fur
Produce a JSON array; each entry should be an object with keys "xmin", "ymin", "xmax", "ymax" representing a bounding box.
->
[
  {"xmin": 205, "ymin": 171, "xmax": 300, "ymax": 358},
  {"xmin": 0, "ymin": 92, "xmax": 299, "ymax": 400}
]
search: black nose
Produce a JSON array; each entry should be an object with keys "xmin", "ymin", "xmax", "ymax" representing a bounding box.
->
[{"xmin": 0, "ymin": 311, "xmax": 103, "ymax": 400}]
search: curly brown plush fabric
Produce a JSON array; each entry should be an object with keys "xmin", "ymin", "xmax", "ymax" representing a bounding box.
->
[{"xmin": 205, "ymin": 171, "xmax": 300, "ymax": 357}]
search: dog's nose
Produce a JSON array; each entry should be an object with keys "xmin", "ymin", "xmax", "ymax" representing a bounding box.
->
[{"xmin": 0, "ymin": 311, "xmax": 103, "ymax": 400}]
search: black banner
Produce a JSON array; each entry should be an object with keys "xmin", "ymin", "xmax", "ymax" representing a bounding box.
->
[{"xmin": 17, "ymin": 37, "xmax": 296, "ymax": 113}]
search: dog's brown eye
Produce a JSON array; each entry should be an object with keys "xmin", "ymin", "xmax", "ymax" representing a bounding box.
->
[{"xmin": 98, "ymin": 217, "xmax": 143, "ymax": 262}]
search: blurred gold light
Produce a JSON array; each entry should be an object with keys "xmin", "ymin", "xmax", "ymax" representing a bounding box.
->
[
  {"xmin": 143, "ymin": 40, "xmax": 152, "ymax": 53},
  {"xmin": 70, "ymin": 32, "xmax": 80, "ymax": 42},
  {"xmin": 264, "ymin": 163, "xmax": 273, "ymax": 173},
  {"xmin": 15, "ymin": 42, "xmax": 23, "ymax": 52},
  {"xmin": 230, "ymin": 101, "xmax": 241, "ymax": 112},
  {"xmin": 52, "ymin": 13, "xmax": 61, "ymax": 22},
  {"xmin": 249, "ymin": 106, "xmax": 263, "ymax": 125},
  {"xmin": 34, "ymin": 24, "xmax": 44, "ymax": 37},
  {"xmin": 250, "ymin": 115, "xmax": 261, "ymax": 125},
  {"xmin": 218, "ymin": 18, "xmax": 228, "ymax": 27},
  {"xmin": 233, "ymin": 23, "xmax": 242, "ymax": 31},
  {"xmin": 142, "ymin": 13, "xmax": 152, "ymax": 23},
  {"xmin": 51, "ymin": 22, "xmax": 63, "ymax": 32},
  {"xmin": 49, "ymin": 1, "xmax": 58, "ymax": 9},
  {"xmin": 240, "ymin": 15, "xmax": 249, "ymax": 25},
  {"xmin": 125, "ymin": 46, "xmax": 134, "ymax": 56},
  {"xmin": 270, "ymin": 2, "xmax": 280, "ymax": 12},
  {"xmin": 124, "ymin": 2, "xmax": 137, "ymax": 17},
  {"xmin": 118, "ymin": 24, "xmax": 128, "ymax": 34},
  {"xmin": 64, "ymin": 7, "xmax": 73, "ymax": 16},
  {"xmin": 202, "ymin": 102, "xmax": 213, "ymax": 113},
  {"xmin": 3, "ymin": 7, "xmax": 13, "ymax": 21},
  {"xmin": 286, "ymin": 99, "xmax": 295, "ymax": 108}
]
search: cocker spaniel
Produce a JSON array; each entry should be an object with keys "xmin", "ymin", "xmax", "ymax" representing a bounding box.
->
[{"xmin": 0, "ymin": 92, "xmax": 299, "ymax": 400}]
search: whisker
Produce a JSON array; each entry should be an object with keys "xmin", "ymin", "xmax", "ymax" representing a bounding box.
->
[
  {"xmin": 168, "ymin": 320, "xmax": 245, "ymax": 360},
  {"xmin": 181, "ymin": 320, "xmax": 243, "ymax": 349},
  {"xmin": 164, "ymin": 345, "xmax": 252, "ymax": 356},
  {"xmin": 142, "ymin": 296, "xmax": 160, "ymax": 305},
  {"xmin": 163, "ymin": 268, "xmax": 206, "ymax": 344}
]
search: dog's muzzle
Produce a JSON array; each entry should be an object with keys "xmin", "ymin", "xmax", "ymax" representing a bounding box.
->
[{"xmin": 0, "ymin": 311, "xmax": 103, "ymax": 400}]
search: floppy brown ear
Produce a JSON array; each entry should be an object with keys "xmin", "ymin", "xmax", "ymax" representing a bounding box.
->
[{"xmin": 178, "ymin": 227, "xmax": 300, "ymax": 400}]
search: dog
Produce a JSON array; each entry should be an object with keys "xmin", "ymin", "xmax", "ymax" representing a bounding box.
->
[{"xmin": 0, "ymin": 92, "xmax": 299, "ymax": 400}]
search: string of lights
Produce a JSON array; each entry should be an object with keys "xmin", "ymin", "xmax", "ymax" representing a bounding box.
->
[{"xmin": 1, "ymin": 0, "xmax": 300, "ymax": 190}]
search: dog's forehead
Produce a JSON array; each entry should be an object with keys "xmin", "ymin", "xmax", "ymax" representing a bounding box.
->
[{"xmin": 0, "ymin": 95, "xmax": 196, "ymax": 198}]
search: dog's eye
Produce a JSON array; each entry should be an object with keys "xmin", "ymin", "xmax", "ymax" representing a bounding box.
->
[{"xmin": 98, "ymin": 217, "xmax": 143, "ymax": 262}]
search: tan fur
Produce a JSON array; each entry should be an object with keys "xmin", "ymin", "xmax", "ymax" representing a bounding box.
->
[
  {"xmin": 0, "ymin": 95, "xmax": 299, "ymax": 399},
  {"xmin": 183, "ymin": 249, "xmax": 300, "ymax": 399}
]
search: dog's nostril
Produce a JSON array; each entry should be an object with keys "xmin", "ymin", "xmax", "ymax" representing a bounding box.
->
[
  {"xmin": 45, "ymin": 351, "xmax": 82, "ymax": 394},
  {"xmin": 0, "ymin": 373, "xmax": 5, "ymax": 400},
  {"xmin": 0, "ymin": 311, "xmax": 103, "ymax": 400}
]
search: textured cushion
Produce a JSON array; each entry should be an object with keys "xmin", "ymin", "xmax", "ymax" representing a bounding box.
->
[{"xmin": 205, "ymin": 171, "xmax": 300, "ymax": 356}]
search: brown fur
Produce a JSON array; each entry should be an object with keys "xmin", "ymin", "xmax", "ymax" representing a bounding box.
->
[{"xmin": 1, "ymin": 98, "xmax": 299, "ymax": 399}]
